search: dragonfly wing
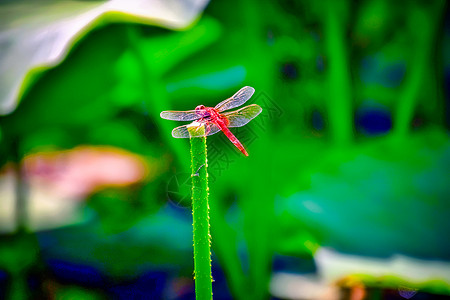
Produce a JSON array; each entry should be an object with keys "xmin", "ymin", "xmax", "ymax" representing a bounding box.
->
[
  {"xmin": 223, "ymin": 104, "xmax": 262, "ymax": 128},
  {"xmin": 215, "ymin": 86, "xmax": 255, "ymax": 112},
  {"xmin": 160, "ymin": 110, "xmax": 202, "ymax": 121},
  {"xmin": 206, "ymin": 123, "xmax": 222, "ymax": 136},
  {"xmin": 171, "ymin": 125, "xmax": 191, "ymax": 138},
  {"xmin": 172, "ymin": 122, "xmax": 221, "ymax": 138}
]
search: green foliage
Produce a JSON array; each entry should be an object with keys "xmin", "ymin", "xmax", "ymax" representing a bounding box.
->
[{"xmin": 0, "ymin": 0, "xmax": 449, "ymax": 298}]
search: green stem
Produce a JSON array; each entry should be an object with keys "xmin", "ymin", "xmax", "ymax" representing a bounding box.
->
[
  {"xmin": 323, "ymin": 0, "xmax": 353, "ymax": 146},
  {"xmin": 240, "ymin": 1, "xmax": 277, "ymax": 298},
  {"xmin": 8, "ymin": 272, "xmax": 28, "ymax": 300},
  {"xmin": 126, "ymin": 26, "xmax": 190, "ymax": 170},
  {"xmin": 393, "ymin": 1, "xmax": 445, "ymax": 139},
  {"xmin": 12, "ymin": 139, "xmax": 28, "ymax": 232},
  {"xmin": 188, "ymin": 125, "xmax": 212, "ymax": 300}
]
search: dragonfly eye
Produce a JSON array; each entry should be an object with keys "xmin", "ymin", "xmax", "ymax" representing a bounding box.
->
[{"xmin": 195, "ymin": 105, "xmax": 208, "ymax": 117}]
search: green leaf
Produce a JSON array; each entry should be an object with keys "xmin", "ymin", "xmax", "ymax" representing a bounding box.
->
[{"xmin": 0, "ymin": 0, "xmax": 209, "ymax": 115}]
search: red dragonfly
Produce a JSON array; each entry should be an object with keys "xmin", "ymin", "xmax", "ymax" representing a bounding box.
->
[{"xmin": 160, "ymin": 86, "xmax": 262, "ymax": 156}]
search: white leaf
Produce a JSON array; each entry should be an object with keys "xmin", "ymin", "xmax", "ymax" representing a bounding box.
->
[{"xmin": 0, "ymin": 0, "xmax": 209, "ymax": 114}]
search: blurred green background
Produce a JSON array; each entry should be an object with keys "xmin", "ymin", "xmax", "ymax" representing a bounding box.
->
[{"xmin": 0, "ymin": 0, "xmax": 449, "ymax": 299}]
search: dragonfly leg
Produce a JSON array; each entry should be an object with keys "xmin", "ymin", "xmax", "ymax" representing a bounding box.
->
[{"xmin": 192, "ymin": 164, "xmax": 205, "ymax": 177}]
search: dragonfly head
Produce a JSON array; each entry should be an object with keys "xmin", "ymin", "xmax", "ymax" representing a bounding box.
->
[{"xmin": 195, "ymin": 105, "xmax": 208, "ymax": 117}]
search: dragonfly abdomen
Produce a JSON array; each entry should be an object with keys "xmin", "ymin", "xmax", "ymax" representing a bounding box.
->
[{"xmin": 216, "ymin": 121, "xmax": 249, "ymax": 156}]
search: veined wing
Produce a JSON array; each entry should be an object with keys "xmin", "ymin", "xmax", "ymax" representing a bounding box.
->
[
  {"xmin": 172, "ymin": 122, "xmax": 221, "ymax": 138},
  {"xmin": 160, "ymin": 110, "xmax": 203, "ymax": 121},
  {"xmin": 223, "ymin": 104, "xmax": 262, "ymax": 128},
  {"xmin": 215, "ymin": 86, "xmax": 255, "ymax": 112}
]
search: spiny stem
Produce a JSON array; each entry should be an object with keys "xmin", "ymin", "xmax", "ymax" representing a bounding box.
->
[{"xmin": 188, "ymin": 125, "xmax": 213, "ymax": 300}]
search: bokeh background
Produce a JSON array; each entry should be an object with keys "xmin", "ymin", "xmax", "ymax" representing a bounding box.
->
[{"xmin": 0, "ymin": 0, "xmax": 449, "ymax": 299}]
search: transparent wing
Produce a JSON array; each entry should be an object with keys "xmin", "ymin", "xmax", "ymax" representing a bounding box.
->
[
  {"xmin": 215, "ymin": 86, "xmax": 255, "ymax": 112},
  {"xmin": 160, "ymin": 110, "xmax": 204, "ymax": 121},
  {"xmin": 223, "ymin": 104, "xmax": 262, "ymax": 128},
  {"xmin": 171, "ymin": 122, "xmax": 222, "ymax": 138}
]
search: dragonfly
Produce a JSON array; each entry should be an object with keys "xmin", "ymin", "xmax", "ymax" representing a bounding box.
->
[{"xmin": 160, "ymin": 86, "xmax": 262, "ymax": 156}]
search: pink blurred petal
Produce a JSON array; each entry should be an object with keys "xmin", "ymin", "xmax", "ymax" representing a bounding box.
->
[{"xmin": 24, "ymin": 146, "xmax": 151, "ymax": 199}]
